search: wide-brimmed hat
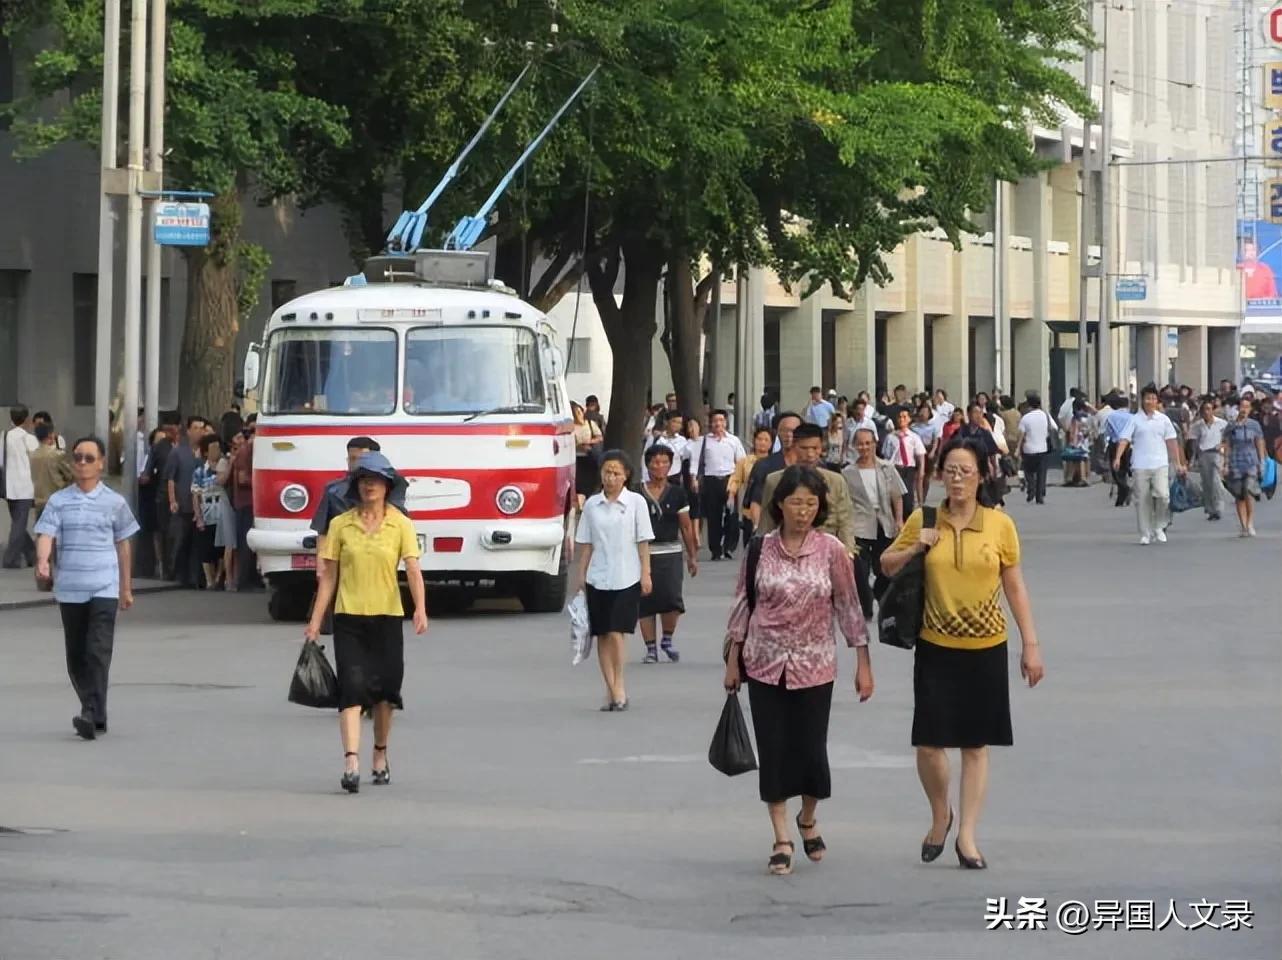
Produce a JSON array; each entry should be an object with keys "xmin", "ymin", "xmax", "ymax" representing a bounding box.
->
[{"xmin": 346, "ymin": 450, "xmax": 408, "ymax": 503}]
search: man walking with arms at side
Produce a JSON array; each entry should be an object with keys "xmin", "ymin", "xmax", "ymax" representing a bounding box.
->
[
  {"xmin": 689, "ymin": 409, "xmax": 745, "ymax": 560},
  {"xmin": 2, "ymin": 404, "xmax": 39, "ymax": 569},
  {"xmin": 30, "ymin": 423, "xmax": 74, "ymax": 520},
  {"xmin": 1113, "ymin": 385, "xmax": 1186, "ymax": 546},
  {"xmin": 34, "ymin": 436, "xmax": 139, "ymax": 739},
  {"xmin": 163, "ymin": 416, "xmax": 204, "ymax": 587},
  {"xmin": 881, "ymin": 407, "xmax": 927, "ymax": 514},
  {"xmin": 1190, "ymin": 399, "xmax": 1227, "ymax": 522}
]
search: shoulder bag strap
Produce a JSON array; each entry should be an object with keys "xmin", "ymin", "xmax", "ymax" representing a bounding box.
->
[{"xmin": 745, "ymin": 535, "xmax": 763, "ymax": 613}]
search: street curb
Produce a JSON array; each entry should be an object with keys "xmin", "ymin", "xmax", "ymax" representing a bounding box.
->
[{"xmin": 0, "ymin": 582, "xmax": 182, "ymax": 612}]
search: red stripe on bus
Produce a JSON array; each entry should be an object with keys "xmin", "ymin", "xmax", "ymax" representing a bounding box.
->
[
  {"xmin": 253, "ymin": 466, "xmax": 572, "ymax": 521},
  {"xmin": 256, "ymin": 422, "xmax": 573, "ymax": 437}
]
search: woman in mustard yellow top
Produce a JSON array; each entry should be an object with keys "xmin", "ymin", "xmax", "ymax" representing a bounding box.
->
[
  {"xmin": 881, "ymin": 436, "xmax": 1044, "ymax": 870},
  {"xmin": 306, "ymin": 452, "xmax": 427, "ymax": 793}
]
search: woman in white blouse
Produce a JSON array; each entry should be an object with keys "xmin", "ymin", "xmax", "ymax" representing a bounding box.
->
[{"xmin": 572, "ymin": 450, "xmax": 654, "ymax": 711}]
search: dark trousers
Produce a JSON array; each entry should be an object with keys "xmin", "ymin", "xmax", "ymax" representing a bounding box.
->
[
  {"xmin": 167, "ymin": 512, "xmax": 199, "ymax": 586},
  {"xmin": 154, "ymin": 499, "xmax": 173, "ymax": 579},
  {"xmin": 854, "ymin": 529, "xmax": 892, "ymax": 619},
  {"xmin": 3, "ymin": 498, "xmax": 35, "ymax": 568},
  {"xmin": 1022, "ymin": 451, "xmax": 1048, "ymax": 503},
  {"xmin": 1107, "ymin": 442, "xmax": 1131, "ymax": 506},
  {"xmin": 235, "ymin": 504, "xmax": 260, "ymax": 588},
  {"xmin": 700, "ymin": 474, "xmax": 736, "ymax": 557},
  {"xmin": 895, "ymin": 466, "xmax": 918, "ymax": 516},
  {"xmin": 59, "ymin": 598, "xmax": 118, "ymax": 726}
]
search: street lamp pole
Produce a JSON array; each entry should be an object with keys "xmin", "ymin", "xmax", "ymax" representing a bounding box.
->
[
  {"xmin": 93, "ymin": 0, "xmax": 122, "ymax": 446},
  {"xmin": 120, "ymin": 0, "xmax": 147, "ymax": 506},
  {"xmin": 144, "ymin": 0, "xmax": 166, "ymax": 434}
]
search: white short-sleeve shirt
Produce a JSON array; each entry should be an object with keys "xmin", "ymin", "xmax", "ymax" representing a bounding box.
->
[
  {"xmin": 1017, "ymin": 409, "xmax": 1056, "ymax": 454},
  {"xmin": 574, "ymin": 488, "xmax": 654, "ymax": 590},
  {"xmin": 1120, "ymin": 410, "xmax": 1177, "ymax": 470}
]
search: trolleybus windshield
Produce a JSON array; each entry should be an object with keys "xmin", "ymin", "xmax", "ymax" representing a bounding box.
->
[
  {"xmin": 404, "ymin": 326, "xmax": 546, "ymax": 415},
  {"xmin": 262, "ymin": 327, "xmax": 398, "ymax": 416}
]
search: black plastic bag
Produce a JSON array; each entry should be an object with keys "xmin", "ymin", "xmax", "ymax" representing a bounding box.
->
[
  {"xmin": 289, "ymin": 641, "xmax": 339, "ymax": 709},
  {"xmin": 708, "ymin": 693, "xmax": 757, "ymax": 777},
  {"xmin": 878, "ymin": 505, "xmax": 936, "ymax": 650}
]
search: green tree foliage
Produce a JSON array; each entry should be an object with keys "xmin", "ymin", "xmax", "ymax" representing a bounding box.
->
[{"xmin": 448, "ymin": 0, "xmax": 1091, "ymax": 445}]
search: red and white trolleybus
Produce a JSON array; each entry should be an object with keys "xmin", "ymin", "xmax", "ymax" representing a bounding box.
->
[{"xmin": 242, "ymin": 251, "xmax": 575, "ymax": 620}]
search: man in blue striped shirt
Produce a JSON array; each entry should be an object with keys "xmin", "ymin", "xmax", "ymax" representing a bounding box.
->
[{"xmin": 34, "ymin": 436, "xmax": 139, "ymax": 740}]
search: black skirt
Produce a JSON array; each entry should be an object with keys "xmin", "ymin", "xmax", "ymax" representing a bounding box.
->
[
  {"xmin": 575, "ymin": 455, "xmax": 600, "ymax": 497},
  {"xmin": 747, "ymin": 675, "xmax": 834, "ymax": 803},
  {"xmin": 333, "ymin": 613, "xmax": 405, "ymax": 711},
  {"xmin": 912, "ymin": 638, "xmax": 1013, "ymax": 748},
  {"xmin": 585, "ymin": 582, "xmax": 641, "ymax": 636},
  {"xmin": 639, "ymin": 551, "xmax": 684, "ymax": 617},
  {"xmin": 195, "ymin": 524, "xmax": 220, "ymax": 564}
]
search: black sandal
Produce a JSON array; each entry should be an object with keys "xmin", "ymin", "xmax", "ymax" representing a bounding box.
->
[
  {"xmin": 341, "ymin": 752, "xmax": 360, "ymax": 794},
  {"xmin": 372, "ymin": 744, "xmax": 390, "ymax": 786},
  {"xmin": 796, "ymin": 813, "xmax": 827, "ymax": 862},
  {"xmin": 768, "ymin": 840, "xmax": 794, "ymax": 875}
]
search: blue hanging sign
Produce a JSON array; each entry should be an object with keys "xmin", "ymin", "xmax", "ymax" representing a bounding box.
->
[
  {"xmin": 154, "ymin": 201, "xmax": 211, "ymax": 246},
  {"xmin": 1115, "ymin": 277, "xmax": 1147, "ymax": 301}
]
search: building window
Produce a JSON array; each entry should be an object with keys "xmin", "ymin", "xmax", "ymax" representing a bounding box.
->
[
  {"xmin": 0, "ymin": 271, "xmax": 25, "ymax": 403},
  {"xmin": 565, "ymin": 337, "xmax": 591, "ymax": 374},
  {"xmin": 73, "ymin": 273, "xmax": 97, "ymax": 406},
  {"xmin": 271, "ymin": 279, "xmax": 297, "ymax": 310}
]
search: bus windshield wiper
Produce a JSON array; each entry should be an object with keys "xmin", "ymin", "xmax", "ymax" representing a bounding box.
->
[{"xmin": 462, "ymin": 403, "xmax": 543, "ymax": 422}]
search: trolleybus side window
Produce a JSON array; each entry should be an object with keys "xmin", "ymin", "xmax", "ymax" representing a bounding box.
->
[
  {"xmin": 404, "ymin": 326, "xmax": 546, "ymax": 415},
  {"xmin": 262, "ymin": 327, "xmax": 397, "ymax": 416}
]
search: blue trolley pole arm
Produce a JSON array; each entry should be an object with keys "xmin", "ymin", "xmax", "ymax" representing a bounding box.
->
[
  {"xmin": 385, "ymin": 63, "xmax": 534, "ymax": 254},
  {"xmin": 446, "ymin": 65, "xmax": 600, "ymax": 252}
]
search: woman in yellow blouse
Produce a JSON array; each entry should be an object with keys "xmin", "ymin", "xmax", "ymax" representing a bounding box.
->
[
  {"xmin": 727, "ymin": 427, "xmax": 772, "ymax": 544},
  {"xmin": 305, "ymin": 452, "xmax": 427, "ymax": 793},
  {"xmin": 881, "ymin": 436, "xmax": 1044, "ymax": 869}
]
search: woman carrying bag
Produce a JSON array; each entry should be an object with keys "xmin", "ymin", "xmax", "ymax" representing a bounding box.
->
[
  {"xmin": 305, "ymin": 452, "xmax": 427, "ymax": 793},
  {"xmin": 880, "ymin": 437, "xmax": 1043, "ymax": 869},
  {"xmin": 723, "ymin": 465, "xmax": 873, "ymax": 876}
]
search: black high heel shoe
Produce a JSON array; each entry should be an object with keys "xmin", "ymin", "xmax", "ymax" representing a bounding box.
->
[
  {"xmin": 372, "ymin": 744, "xmax": 390, "ymax": 786},
  {"xmin": 955, "ymin": 840, "xmax": 987, "ymax": 870},
  {"xmin": 921, "ymin": 808, "xmax": 954, "ymax": 863},
  {"xmin": 341, "ymin": 752, "xmax": 360, "ymax": 793}
]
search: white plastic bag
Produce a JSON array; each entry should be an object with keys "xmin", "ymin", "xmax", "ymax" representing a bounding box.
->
[{"xmin": 568, "ymin": 591, "xmax": 592, "ymax": 666}]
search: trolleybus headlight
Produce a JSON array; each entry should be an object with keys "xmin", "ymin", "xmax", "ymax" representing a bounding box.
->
[
  {"xmin": 280, "ymin": 484, "xmax": 310, "ymax": 514},
  {"xmin": 496, "ymin": 485, "xmax": 525, "ymax": 515}
]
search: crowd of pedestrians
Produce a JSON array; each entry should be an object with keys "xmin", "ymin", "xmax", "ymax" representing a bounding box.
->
[{"xmin": 9, "ymin": 370, "xmax": 1278, "ymax": 870}]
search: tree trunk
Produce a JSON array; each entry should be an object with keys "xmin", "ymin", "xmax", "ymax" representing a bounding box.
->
[
  {"xmin": 589, "ymin": 237, "xmax": 664, "ymax": 455},
  {"xmin": 665, "ymin": 256, "xmax": 709, "ymax": 419},
  {"xmin": 178, "ymin": 191, "xmax": 243, "ymax": 421}
]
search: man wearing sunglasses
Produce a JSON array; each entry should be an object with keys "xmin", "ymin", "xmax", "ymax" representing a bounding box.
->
[{"xmin": 34, "ymin": 436, "xmax": 140, "ymax": 740}]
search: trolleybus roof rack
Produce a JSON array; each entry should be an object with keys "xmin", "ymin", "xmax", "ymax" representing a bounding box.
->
[{"xmin": 361, "ymin": 249, "xmax": 502, "ymax": 289}]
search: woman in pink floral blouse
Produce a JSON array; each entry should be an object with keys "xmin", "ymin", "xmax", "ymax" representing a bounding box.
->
[{"xmin": 724, "ymin": 465, "xmax": 874, "ymax": 875}]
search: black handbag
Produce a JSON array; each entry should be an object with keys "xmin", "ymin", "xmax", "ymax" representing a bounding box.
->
[
  {"xmin": 876, "ymin": 506, "xmax": 936, "ymax": 650},
  {"xmin": 288, "ymin": 640, "xmax": 339, "ymax": 709},
  {"xmin": 708, "ymin": 691, "xmax": 758, "ymax": 776}
]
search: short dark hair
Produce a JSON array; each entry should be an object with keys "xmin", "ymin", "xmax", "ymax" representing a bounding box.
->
[
  {"xmin": 936, "ymin": 436, "xmax": 992, "ymax": 480},
  {"xmin": 1140, "ymin": 384, "xmax": 1160, "ymax": 400},
  {"xmin": 34, "ymin": 424, "xmax": 53, "ymax": 442},
  {"xmin": 710, "ymin": 408, "xmax": 729, "ymax": 420},
  {"xmin": 767, "ymin": 465, "xmax": 829, "ymax": 528},
  {"xmin": 663, "ymin": 409, "xmax": 683, "ymax": 424},
  {"xmin": 599, "ymin": 449, "xmax": 636, "ymax": 486},
  {"xmin": 347, "ymin": 436, "xmax": 381, "ymax": 452},
  {"xmin": 792, "ymin": 423, "xmax": 824, "ymax": 443},
  {"xmin": 186, "ymin": 415, "xmax": 205, "ymax": 429},
  {"xmin": 773, "ymin": 410, "xmax": 802, "ymax": 430},
  {"xmin": 1026, "ymin": 394, "xmax": 1042, "ymax": 409},
  {"xmin": 199, "ymin": 434, "xmax": 222, "ymax": 456},
  {"xmin": 752, "ymin": 426, "xmax": 773, "ymax": 441},
  {"xmin": 71, "ymin": 435, "xmax": 106, "ymax": 458},
  {"xmin": 644, "ymin": 443, "xmax": 674, "ymax": 467},
  {"xmin": 9, "ymin": 405, "xmax": 29, "ymax": 426},
  {"xmin": 935, "ymin": 388, "xmax": 948, "ymax": 399},
  {"xmin": 32, "ymin": 410, "xmax": 51, "ymax": 423},
  {"xmin": 810, "ymin": 385, "xmax": 822, "ymax": 394},
  {"xmin": 894, "ymin": 384, "xmax": 907, "ymax": 392},
  {"xmin": 244, "ymin": 413, "xmax": 258, "ymax": 425},
  {"xmin": 585, "ymin": 394, "xmax": 599, "ymax": 405}
]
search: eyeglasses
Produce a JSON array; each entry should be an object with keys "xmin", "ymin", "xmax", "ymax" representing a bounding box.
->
[
  {"xmin": 941, "ymin": 465, "xmax": 977, "ymax": 479},
  {"xmin": 72, "ymin": 453, "xmax": 98, "ymax": 464}
]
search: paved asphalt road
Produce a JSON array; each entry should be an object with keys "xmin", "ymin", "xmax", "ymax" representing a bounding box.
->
[{"xmin": 2, "ymin": 481, "xmax": 1279, "ymax": 960}]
